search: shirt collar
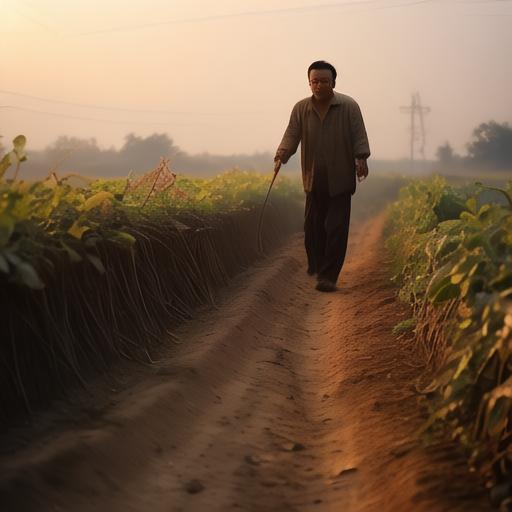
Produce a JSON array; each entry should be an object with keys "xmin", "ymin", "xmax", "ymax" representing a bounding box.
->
[{"xmin": 307, "ymin": 91, "xmax": 342, "ymax": 109}]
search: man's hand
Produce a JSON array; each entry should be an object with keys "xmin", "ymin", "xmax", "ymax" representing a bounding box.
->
[
  {"xmin": 356, "ymin": 158, "xmax": 369, "ymax": 182},
  {"xmin": 274, "ymin": 149, "xmax": 286, "ymax": 175}
]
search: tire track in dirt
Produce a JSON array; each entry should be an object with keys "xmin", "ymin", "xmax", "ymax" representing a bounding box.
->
[{"xmin": 0, "ymin": 214, "xmax": 490, "ymax": 512}]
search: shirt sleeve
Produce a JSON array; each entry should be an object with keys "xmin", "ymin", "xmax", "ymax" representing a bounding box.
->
[
  {"xmin": 275, "ymin": 103, "xmax": 301, "ymax": 164},
  {"xmin": 349, "ymin": 101, "xmax": 371, "ymax": 159}
]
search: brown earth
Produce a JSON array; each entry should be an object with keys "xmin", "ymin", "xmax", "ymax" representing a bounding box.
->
[{"xmin": 0, "ymin": 214, "xmax": 492, "ymax": 512}]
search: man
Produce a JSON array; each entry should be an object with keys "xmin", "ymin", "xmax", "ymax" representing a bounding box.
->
[{"xmin": 274, "ymin": 60, "xmax": 370, "ymax": 292}]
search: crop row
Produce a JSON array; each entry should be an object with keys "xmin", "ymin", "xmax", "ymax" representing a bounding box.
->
[
  {"xmin": 0, "ymin": 136, "xmax": 303, "ymax": 419},
  {"xmin": 1, "ymin": 137, "xmax": 302, "ymax": 291},
  {"xmin": 386, "ymin": 176, "xmax": 512, "ymax": 506}
]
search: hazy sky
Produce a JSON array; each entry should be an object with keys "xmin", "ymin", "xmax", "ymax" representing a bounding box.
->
[{"xmin": 2, "ymin": 0, "xmax": 512, "ymax": 162}]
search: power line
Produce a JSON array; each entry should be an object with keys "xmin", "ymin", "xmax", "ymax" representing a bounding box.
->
[
  {"xmin": 0, "ymin": 105, "xmax": 198, "ymax": 126},
  {"xmin": 0, "ymin": 89, "xmax": 246, "ymax": 117},
  {"xmin": 6, "ymin": 0, "xmax": 61, "ymax": 34},
  {"xmin": 0, "ymin": 89, "xmax": 188, "ymax": 115},
  {"xmin": 11, "ymin": 8, "xmax": 57, "ymax": 34},
  {"xmin": 8, "ymin": 0, "xmax": 512, "ymax": 38},
  {"xmin": 79, "ymin": 0, "xmax": 379, "ymax": 35},
  {"xmin": 78, "ymin": 0, "xmax": 435, "ymax": 36}
]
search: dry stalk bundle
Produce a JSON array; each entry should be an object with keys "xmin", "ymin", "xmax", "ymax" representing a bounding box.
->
[{"xmin": 124, "ymin": 158, "xmax": 177, "ymax": 208}]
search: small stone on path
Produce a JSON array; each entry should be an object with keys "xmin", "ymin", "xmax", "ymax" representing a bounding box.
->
[{"xmin": 185, "ymin": 479, "xmax": 205, "ymax": 494}]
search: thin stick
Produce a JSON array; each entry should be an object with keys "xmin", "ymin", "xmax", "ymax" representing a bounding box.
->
[
  {"xmin": 257, "ymin": 169, "xmax": 279, "ymax": 253},
  {"xmin": 141, "ymin": 163, "xmax": 163, "ymax": 209}
]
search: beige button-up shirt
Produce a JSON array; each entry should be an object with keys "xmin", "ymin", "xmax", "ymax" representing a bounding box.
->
[{"xmin": 276, "ymin": 91, "xmax": 370, "ymax": 196}]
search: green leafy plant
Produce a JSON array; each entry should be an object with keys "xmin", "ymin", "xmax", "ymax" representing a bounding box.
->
[
  {"xmin": 387, "ymin": 176, "xmax": 512, "ymax": 505},
  {"xmin": 0, "ymin": 135, "xmax": 27, "ymax": 181}
]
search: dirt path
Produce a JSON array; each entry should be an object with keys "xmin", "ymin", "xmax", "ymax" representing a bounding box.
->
[{"xmin": 1, "ymin": 215, "xmax": 490, "ymax": 512}]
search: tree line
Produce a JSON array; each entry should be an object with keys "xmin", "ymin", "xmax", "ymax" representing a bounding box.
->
[
  {"xmin": 2, "ymin": 133, "xmax": 298, "ymax": 179},
  {"xmin": 2, "ymin": 118, "xmax": 510, "ymax": 180},
  {"xmin": 436, "ymin": 120, "xmax": 512, "ymax": 171}
]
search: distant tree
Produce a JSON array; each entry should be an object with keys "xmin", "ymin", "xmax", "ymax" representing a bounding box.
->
[
  {"xmin": 23, "ymin": 132, "xmax": 293, "ymax": 179},
  {"xmin": 44, "ymin": 136, "xmax": 103, "ymax": 160},
  {"xmin": 436, "ymin": 142, "xmax": 458, "ymax": 167},
  {"xmin": 0, "ymin": 135, "xmax": 5, "ymax": 156},
  {"xmin": 466, "ymin": 121, "xmax": 512, "ymax": 169},
  {"xmin": 41, "ymin": 136, "xmax": 116, "ymax": 175},
  {"xmin": 119, "ymin": 133, "xmax": 182, "ymax": 170}
]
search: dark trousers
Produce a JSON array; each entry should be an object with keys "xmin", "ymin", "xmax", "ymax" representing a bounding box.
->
[{"xmin": 304, "ymin": 166, "xmax": 351, "ymax": 283}]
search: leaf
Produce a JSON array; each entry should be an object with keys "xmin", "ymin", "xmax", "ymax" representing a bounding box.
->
[
  {"xmin": 426, "ymin": 264, "xmax": 453, "ymax": 299},
  {"xmin": 499, "ymin": 287, "xmax": 512, "ymax": 299},
  {"xmin": 418, "ymin": 360, "xmax": 460, "ymax": 395},
  {"xmin": 68, "ymin": 220, "xmax": 90, "ymax": 239},
  {"xmin": 451, "ymin": 273, "xmax": 466, "ymax": 285},
  {"xmin": 4, "ymin": 251, "xmax": 21, "ymax": 265},
  {"xmin": 427, "ymin": 235, "xmax": 446, "ymax": 259},
  {"xmin": 81, "ymin": 191, "xmax": 113, "ymax": 212},
  {"xmin": 12, "ymin": 135, "xmax": 27, "ymax": 161},
  {"xmin": 468, "ymin": 263, "xmax": 479, "ymax": 277},
  {"xmin": 460, "ymin": 211, "xmax": 476, "ymax": 223},
  {"xmin": 460, "ymin": 278, "xmax": 471, "ymax": 299},
  {"xmin": 61, "ymin": 241, "xmax": 82, "ymax": 262},
  {"xmin": 107, "ymin": 230, "xmax": 136, "ymax": 246},
  {"xmin": 478, "ymin": 204, "xmax": 491, "ymax": 220},
  {"xmin": 482, "ymin": 320, "xmax": 489, "ymax": 337},
  {"xmin": 84, "ymin": 232, "xmax": 101, "ymax": 247},
  {"xmin": 392, "ymin": 317, "xmax": 416, "ymax": 336},
  {"xmin": 13, "ymin": 260, "xmax": 45, "ymax": 289},
  {"xmin": 459, "ymin": 318, "xmax": 472, "ymax": 330},
  {"xmin": 436, "ymin": 238, "xmax": 461, "ymax": 260},
  {"xmin": 427, "ymin": 274, "xmax": 451, "ymax": 300},
  {"xmin": 464, "ymin": 233, "xmax": 484, "ymax": 250},
  {"xmin": 86, "ymin": 253, "xmax": 105, "ymax": 274},
  {"xmin": 0, "ymin": 253, "xmax": 9, "ymax": 273},
  {"xmin": 0, "ymin": 153, "xmax": 11, "ymax": 179},
  {"xmin": 421, "ymin": 400, "xmax": 462, "ymax": 432},
  {"xmin": 0, "ymin": 215, "xmax": 15, "ymax": 247},
  {"xmin": 466, "ymin": 197, "xmax": 477, "ymax": 214},
  {"xmin": 431, "ymin": 282, "xmax": 460, "ymax": 303},
  {"xmin": 487, "ymin": 396, "xmax": 512, "ymax": 438},
  {"xmin": 453, "ymin": 350, "xmax": 472, "ymax": 380}
]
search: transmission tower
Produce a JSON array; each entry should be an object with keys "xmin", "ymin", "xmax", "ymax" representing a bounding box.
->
[{"xmin": 400, "ymin": 92, "xmax": 430, "ymax": 164}]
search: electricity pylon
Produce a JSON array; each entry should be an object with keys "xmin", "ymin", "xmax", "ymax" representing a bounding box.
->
[{"xmin": 400, "ymin": 92, "xmax": 431, "ymax": 164}]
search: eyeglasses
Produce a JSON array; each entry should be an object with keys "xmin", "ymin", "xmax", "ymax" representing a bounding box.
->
[{"xmin": 309, "ymin": 79, "xmax": 331, "ymax": 86}]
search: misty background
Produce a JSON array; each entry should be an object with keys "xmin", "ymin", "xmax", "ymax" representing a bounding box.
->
[
  {"xmin": 1, "ymin": 0, "xmax": 512, "ymax": 179},
  {"xmin": 2, "ymin": 121, "xmax": 511, "ymax": 180}
]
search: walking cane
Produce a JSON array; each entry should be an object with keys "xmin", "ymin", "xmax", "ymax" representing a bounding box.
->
[{"xmin": 257, "ymin": 160, "xmax": 281, "ymax": 253}]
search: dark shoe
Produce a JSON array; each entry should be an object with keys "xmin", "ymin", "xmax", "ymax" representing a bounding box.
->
[
  {"xmin": 307, "ymin": 267, "xmax": 317, "ymax": 276},
  {"xmin": 315, "ymin": 279, "xmax": 337, "ymax": 292}
]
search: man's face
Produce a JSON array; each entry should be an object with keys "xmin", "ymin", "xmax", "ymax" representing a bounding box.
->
[{"xmin": 309, "ymin": 69, "xmax": 334, "ymax": 101}]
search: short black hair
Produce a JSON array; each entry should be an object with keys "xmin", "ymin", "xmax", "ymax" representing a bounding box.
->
[{"xmin": 307, "ymin": 60, "xmax": 337, "ymax": 87}]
